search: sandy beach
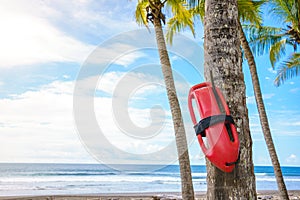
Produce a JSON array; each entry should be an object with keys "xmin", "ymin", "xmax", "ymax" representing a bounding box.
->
[{"xmin": 0, "ymin": 191, "xmax": 300, "ymax": 200}]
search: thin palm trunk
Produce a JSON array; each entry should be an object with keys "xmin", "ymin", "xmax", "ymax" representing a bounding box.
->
[
  {"xmin": 238, "ymin": 21, "xmax": 289, "ymax": 200},
  {"xmin": 204, "ymin": 0, "xmax": 257, "ymax": 199},
  {"xmin": 153, "ymin": 14, "xmax": 195, "ymax": 200}
]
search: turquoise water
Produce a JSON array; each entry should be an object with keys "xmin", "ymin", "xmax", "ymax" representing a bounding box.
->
[{"xmin": 0, "ymin": 163, "xmax": 299, "ymax": 196}]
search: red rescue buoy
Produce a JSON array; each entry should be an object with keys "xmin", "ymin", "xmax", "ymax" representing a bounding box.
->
[{"xmin": 188, "ymin": 82, "xmax": 240, "ymax": 172}]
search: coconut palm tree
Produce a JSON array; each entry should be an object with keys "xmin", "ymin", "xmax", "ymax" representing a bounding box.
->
[
  {"xmin": 168, "ymin": 0, "xmax": 290, "ymax": 199},
  {"xmin": 135, "ymin": 1, "xmax": 195, "ymax": 199},
  {"xmin": 240, "ymin": 25, "xmax": 290, "ymax": 199},
  {"xmin": 238, "ymin": 1, "xmax": 289, "ymax": 199},
  {"xmin": 202, "ymin": 0, "xmax": 257, "ymax": 198},
  {"xmin": 201, "ymin": 0, "xmax": 257, "ymax": 198},
  {"xmin": 168, "ymin": 0, "xmax": 256, "ymax": 198},
  {"xmin": 248, "ymin": 0, "xmax": 300, "ymax": 86},
  {"xmin": 244, "ymin": 2, "xmax": 300, "ymax": 199}
]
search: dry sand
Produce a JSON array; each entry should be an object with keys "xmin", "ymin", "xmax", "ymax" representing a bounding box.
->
[{"xmin": 0, "ymin": 191, "xmax": 300, "ymax": 200}]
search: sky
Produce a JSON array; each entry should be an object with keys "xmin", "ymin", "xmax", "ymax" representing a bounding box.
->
[{"xmin": 0, "ymin": 0, "xmax": 299, "ymax": 167}]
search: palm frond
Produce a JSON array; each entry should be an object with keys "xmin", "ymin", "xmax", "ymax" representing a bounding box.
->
[
  {"xmin": 270, "ymin": 0, "xmax": 299, "ymax": 27},
  {"xmin": 166, "ymin": 0, "xmax": 190, "ymax": 18},
  {"xmin": 135, "ymin": 0, "xmax": 150, "ymax": 27},
  {"xmin": 270, "ymin": 0, "xmax": 292, "ymax": 22},
  {"xmin": 269, "ymin": 38, "xmax": 287, "ymax": 67},
  {"xmin": 166, "ymin": 13, "xmax": 195, "ymax": 44},
  {"xmin": 188, "ymin": 0, "xmax": 264, "ymax": 25},
  {"xmin": 187, "ymin": 0, "xmax": 200, "ymax": 7},
  {"xmin": 275, "ymin": 53, "xmax": 300, "ymax": 86},
  {"xmin": 290, "ymin": 0, "xmax": 300, "ymax": 32},
  {"xmin": 189, "ymin": 0, "xmax": 204, "ymax": 22},
  {"xmin": 165, "ymin": 0, "xmax": 195, "ymax": 44},
  {"xmin": 238, "ymin": 0, "xmax": 264, "ymax": 25},
  {"xmin": 245, "ymin": 25, "xmax": 285, "ymax": 56}
]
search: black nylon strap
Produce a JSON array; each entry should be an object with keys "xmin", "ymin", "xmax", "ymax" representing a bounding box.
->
[{"xmin": 194, "ymin": 115, "xmax": 235, "ymax": 137}]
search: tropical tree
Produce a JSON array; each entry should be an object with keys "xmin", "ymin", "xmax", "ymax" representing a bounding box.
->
[
  {"xmin": 248, "ymin": 0, "xmax": 300, "ymax": 86},
  {"xmin": 200, "ymin": 0, "xmax": 257, "ymax": 198},
  {"xmin": 135, "ymin": 1, "xmax": 195, "ymax": 199},
  {"xmin": 167, "ymin": 0, "xmax": 257, "ymax": 198},
  {"xmin": 168, "ymin": 0, "xmax": 290, "ymax": 199},
  {"xmin": 240, "ymin": 26, "xmax": 290, "ymax": 200},
  {"xmin": 239, "ymin": 22, "xmax": 290, "ymax": 200},
  {"xmin": 244, "ymin": 1, "xmax": 300, "ymax": 199},
  {"xmin": 238, "ymin": 1, "xmax": 289, "ymax": 199}
]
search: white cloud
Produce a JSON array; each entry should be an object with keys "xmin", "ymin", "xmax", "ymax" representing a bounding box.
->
[
  {"xmin": 114, "ymin": 52, "xmax": 146, "ymax": 67},
  {"xmin": 265, "ymin": 76, "xmax": 270, "ymax": 80},
  {"xmin": 0, "ymin": 0, "xmax": 105, "ymax": 68},
  {"xmin": 33, "ymin": 0, "xmax": 139, "ymax": 43},
  {"xmin": 63, "ymin": 75, "xmax": 71, "ymax": 79},
  {"xmin": 0, "ymin": 74, "xmax": 194, "ymax": 163},
  {"xmin": 291, "ymin": 121, "xmax": 300, "ymax": 126},
  {"xmin": 263, "ymin": 93, "xmax": 275, "ymax": 99},
  {"xmin": 0, "ymin": 3, "xmax": 95, "ymax": 68},
  {"xmin": 268, "ymin": 67, "xmax": 277, "ymax": 74},
  {"xmin": 262, "ymin": 110, "xmax": 300, "ymax": 136},
  {"xmin": 0, "ymin": 80, "xmax": 96, "ymax": 163},
  {"xmin": 282, "ymin": 121, "xmax": 300, "ymax": 127},
  {"xmin": 92, "ymin": 71, "xmax": 177, "ymax": 156},
  {"xmin": 97, "ymin": 71, "xmax": 164, "ymax": 96},
  {"xmin": 0, "ymin": 0, "xmax": 199, "ymax": 164},
  {"xmin": 171, "ymin": 55, "xmax": 180, "ymax": 62},
  {"xmin": 286, "ymin": 154, "xmax": 298, "ymax": 164},
  {"xmin": 85, "ymin": 43, "xmax": 149, "ymax": 66},
  {"xmin": 246, "ymin": 96, "xmax": 256, "ymax": 104}
]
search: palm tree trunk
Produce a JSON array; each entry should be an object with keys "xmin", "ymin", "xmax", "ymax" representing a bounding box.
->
[
  {"xmin": 204, "ymin": 0, "xmax": 257, "ymax": 199},
  {"xmin": 153, "ymin": 15, "xmax": 195, "ymax": 200},
  {"xmin": 238, "ymin": 21, "xmax": 290, "ymax": 200}
]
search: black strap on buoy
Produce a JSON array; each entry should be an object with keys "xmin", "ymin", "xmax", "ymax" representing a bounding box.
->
[
  {"xmin": 193, "ymin": 71, "xmax": 240, "ymax": 166},
  {"xmin": 194, "ymin": 71, "xmax": 235, "ymax": 142},
  {"xmin": 194, "ymin": 114, "xmax": 234, "ymax": 137}
]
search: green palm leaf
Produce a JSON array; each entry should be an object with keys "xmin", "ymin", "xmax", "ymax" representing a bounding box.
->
[
  {"xmin": 246, "ymin": 25, "xmax": 284, "ymax": 56},
  {"xmin": 167, "ymin": 0, "xmax": 264, "ymax": 44},
  {"xmin": 189, "ymin": 0, "xmax": 205, "ymax": 21},
  {"xmin": 238, "ymin": 0, "xmax": 264, "ymax": 25},
  {"xmin": 246, "ymin": 0, "xmax": 300, "ymax": 85},
  {"xmin": 187, "ymin": 0, "xmax": 263, "ymax": 25},
  {"xmin": 166, "ymin": 13, "xmax": 195, "ymax": 44},
  {"xmin": 275, "ymin": 53, "xmax": 300, "ymax": 86},
  {"xmin": 269, "ymin": 38, "xmax": 288, "ymax": 67},
  {"xmin": 270, "ymin": 0, "xmax": 299, "ymax": 26},
  {"xmin": 165, "ymin": 1, "xmax": 195, "ymax": 44},
  {"xmin": 135, "ymin": 0, "xmax": 150, "ymax": 27}
]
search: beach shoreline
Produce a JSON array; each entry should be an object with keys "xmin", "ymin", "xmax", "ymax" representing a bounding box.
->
[{"xmin": 1, "ymin": 190, "xmax": 300, "ymax": 200}]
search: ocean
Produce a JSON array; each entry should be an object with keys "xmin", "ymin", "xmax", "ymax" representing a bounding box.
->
[{"xmin": 0, "ymin": 163, "xmax": 299, "ymax": 196}]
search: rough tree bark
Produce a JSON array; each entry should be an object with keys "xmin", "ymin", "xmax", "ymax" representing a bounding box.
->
[
  {"xmin": 151, "ymin": 1, "xmax": 195, "ymax": 199},
  {"xmin": 238, "ymin": 21, "xmax": 289, "ymax": 200},
  {"xmin": 204, "ymin": 0, "xmax": 257, "ymax": 199}
]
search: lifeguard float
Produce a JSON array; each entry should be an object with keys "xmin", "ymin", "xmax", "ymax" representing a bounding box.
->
[{"xmin": 188, "ymin": 81, "xmax": 240, "ymax": 172}]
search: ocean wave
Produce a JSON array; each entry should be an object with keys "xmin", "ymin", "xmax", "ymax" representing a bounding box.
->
[
  {"xmin": 30, "ymin": 172, "xmax": 118, "ymax": 176},
  {"xmin": 256, "ymin": 177, "xmax": 300, "ymax": 182},
  {"xmin": 1, "ymin": 164, "xmax": 300, "ymax": 196}
]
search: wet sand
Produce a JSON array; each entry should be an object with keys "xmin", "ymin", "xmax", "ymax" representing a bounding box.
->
[{"xmin": 0, "ymin": 191, "xmax": 300, "ymax": 200}]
